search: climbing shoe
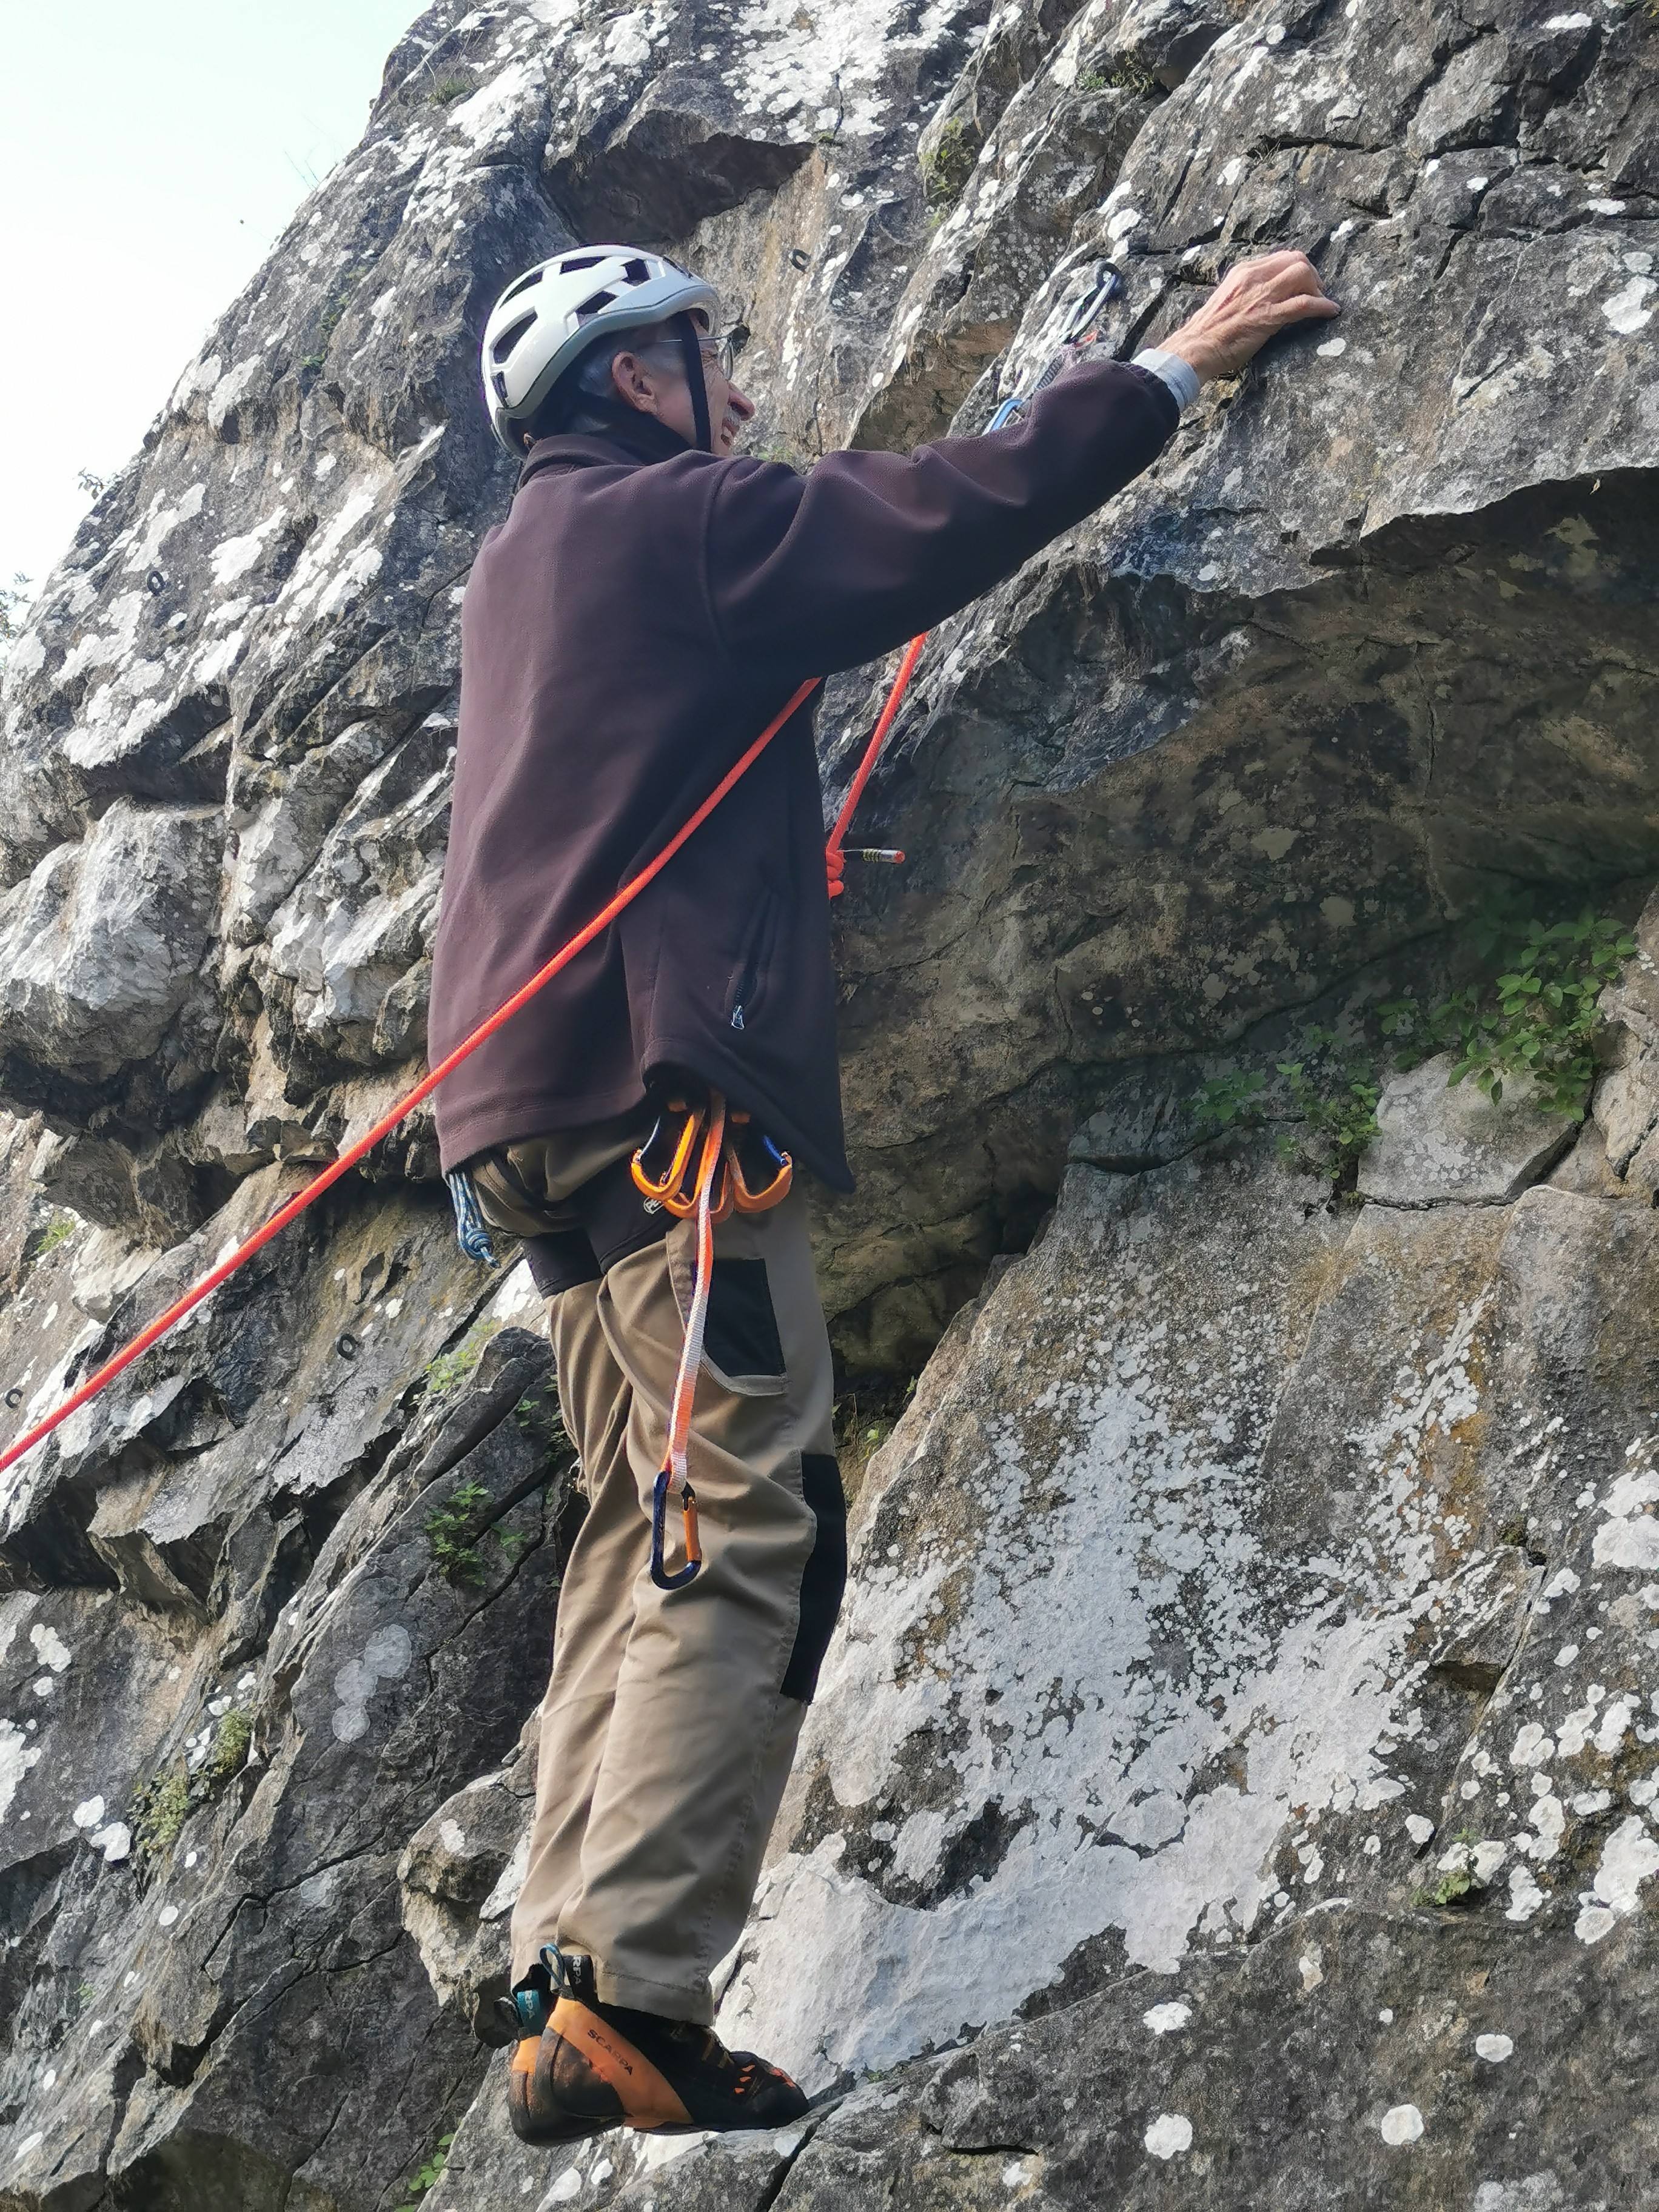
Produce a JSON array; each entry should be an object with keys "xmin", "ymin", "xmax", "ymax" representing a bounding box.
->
[{"xmin": 504, "ymin": 1946, "xmax": 808, "ymax": 2142}]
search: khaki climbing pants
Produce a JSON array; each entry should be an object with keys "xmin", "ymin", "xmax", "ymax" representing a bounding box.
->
[{"xmin": 508, "ymin": 1185, "xmax": 845, "ymax": 2024}]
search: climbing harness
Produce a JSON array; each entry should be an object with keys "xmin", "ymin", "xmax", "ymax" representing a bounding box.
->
[{"xmin": 0, "ymin": 674, "xmax": 818, "ymax": 1484}]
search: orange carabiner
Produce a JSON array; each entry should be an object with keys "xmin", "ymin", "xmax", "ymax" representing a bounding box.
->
[
  {"xmin": 631, "ymin": 1098, "xmax": 705, "ymax": 1214},
  {"xmin": 726, "ymin": 1111, "xmax": 793, "ymax": 1213}
]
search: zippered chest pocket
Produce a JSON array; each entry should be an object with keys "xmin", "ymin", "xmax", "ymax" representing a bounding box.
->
[{"xmin": 725, "ymin": 889, "xmax": 781, "ymax": 1033}]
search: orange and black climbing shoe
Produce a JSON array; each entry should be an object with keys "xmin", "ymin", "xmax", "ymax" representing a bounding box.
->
[{"xmin": 502, "ymin": 1946, "xmax": 809, "ymax": 2143}]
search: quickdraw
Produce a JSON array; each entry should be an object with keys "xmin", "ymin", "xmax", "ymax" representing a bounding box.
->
[
  {"xmin": 985, "ymin": 259, "xmax": 1122, "ymax": 432},
  {"xmin": 635, "ymin": 1090, "xmax": 790, "ymax": 1590}
]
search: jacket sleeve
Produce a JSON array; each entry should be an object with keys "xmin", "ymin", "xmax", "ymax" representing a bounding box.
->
[{"xmin": 706, "ymin": 358, "xmax": 1179, "ymax": 676}]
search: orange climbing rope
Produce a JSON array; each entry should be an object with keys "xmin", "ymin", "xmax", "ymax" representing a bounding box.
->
[
  {"xmin": 823, "ymin": 634, "xmax": 923, "ymax": 898},
  {"xmin": 0, "ymin": 641, "xmax": 925, "ymax": 1485}
]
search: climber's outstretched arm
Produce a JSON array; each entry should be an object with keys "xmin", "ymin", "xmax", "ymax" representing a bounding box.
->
[{"xmin": 708, "ymin": 250, "xmax": 1338, "ymax": 675}]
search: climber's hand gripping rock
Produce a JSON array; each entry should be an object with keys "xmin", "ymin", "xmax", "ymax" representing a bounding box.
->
[{"xmin": 1161, "ymin": 249, "xmax": 1341, "ymax": 381}]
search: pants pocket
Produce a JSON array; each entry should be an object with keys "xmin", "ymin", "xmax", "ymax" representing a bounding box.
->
[
  {"xmin": 781, "ymin": 1453, "xmax": 848, "ymax": 1703},
  {"xmin": 701, "ymin": 1256, "xmax": 788, "ymax": 1394}
]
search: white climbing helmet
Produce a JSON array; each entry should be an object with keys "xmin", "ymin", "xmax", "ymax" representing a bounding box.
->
[{"xmin": 480, "ymin": 245, "xmax": 722, "ymax": 456}]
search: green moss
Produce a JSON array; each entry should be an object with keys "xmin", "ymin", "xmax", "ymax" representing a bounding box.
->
[
  {"xmin": 1077, "ymin": 59, "xmax": 1159, "ymax": 95},
  {"xmin": 424, "ymin": 1317, "xmax": 502, "ymax": 1396},
  {"xmin": 921, "ymin": 117, "xmax": 979, "ymax": 208},
  {"xmin": 130, "ymin": 1705, "xmax": 257, "ymax": 1878},
  {"xmin": 204, "ymin": 1707, "xmax": 253, "ymax": 1786},
  {"xmin": 427, "ymin": 75, "xmax": 475, "ymax": 104},
  {"xmin": 131, "ymin": 1771, "xmax": 191, "ymax": 1871}
]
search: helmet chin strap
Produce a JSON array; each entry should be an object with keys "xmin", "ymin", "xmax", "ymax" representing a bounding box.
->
[{"xmin": 676, "ymin": 311, "xmax": 712, "ymax": 452}]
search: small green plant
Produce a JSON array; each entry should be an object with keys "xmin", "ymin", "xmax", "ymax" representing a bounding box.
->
[
  {"xmin": 512, "ymin": 1391, "xmax": 567, "ymax": 1457},
  {"xmin": 1190, "ymin": 1067, "xmax": 1269, "ymax": 1136},
  {"xmin": 77, "ymin": 1982, "xmax": 96, "ymax": 2007},
  {"xmin": 1412, "ymin": 1826, "xmax": 1481, "ymax": 1908},
  {"xmin": 427, "ymin": 75, "xmax": 475, "ymax": 104},
  {"xmin": 393, "ymin": 2131, "xmax": 455, "ymax": 2211},
  {"xmin": 1415, "ymin": 1862, "xmax": 1473, "ymax": 1908},
  {"xmin": 423, "ymin": 1475, "xmax": 541, "ymax": 1586},
  {"xmin": 1274, "ymin": 1028, "xmax": 1380, "ymax": 1188},
  {"xmin": 1189, "ymin": 1032, "xmax": 1376, "ymax": 1191},
  {"xmin": 204, "ymin": 1707, "xmax": 253, "ymax": 1786},
  {"xmin": 425, "ymin": 1318, "xmax": 501, "ymax": 1395},
  {"xmin": 30, "ymin": 1211, "xmax": 75, "ymax": 1265},
  {"xmin": 131, "ymin": 1772, "xmax": 191, "ymax": 1871},
  {"xmin": 1078, "ymin": 59, "xmax": 1159, "ymax": 95},
  {"xmin": 1381, "ymin": 898, "xmax": 1633, "ymax": 1116},
  {"xmin": 921, "ymin": 116, "xmax": 979, "ymax": 207},
  {"xmin": 425, "ymin": 1478, "xmax": 493, "ymax": 1585}
]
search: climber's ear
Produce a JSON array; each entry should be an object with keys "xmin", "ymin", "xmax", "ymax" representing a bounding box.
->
[{"xmin": 609, "ymin": 348, "xmax": 669, "ymax": 418}]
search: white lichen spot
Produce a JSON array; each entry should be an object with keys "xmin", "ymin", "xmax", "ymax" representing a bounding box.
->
[
  {"xmin": 1143, "ymin": 2001, "xmax": 1192, "ymax": 2034},
  {"xmin": 1575, "ymin": 1815, "xmax": 1659, "ymax": 1943},
  {"xmin": 1601, "ymin": 275, "xmax": 1654, "ymax": 332},
  {"xmin": 1144, "ymin": 2113, "xmax": 1193, "ymax": 2159},
  {"xmin": 1475, "ymin": 2034, "xmax": 1513, "ymax": 2062},
  {"xmin": 1379, "ymin": 2104, "xmax": 1424, "ymax": 2145},
  {"xmin": 28, "ymin": 1623, "xmax": 71, "ymax": 1672}
]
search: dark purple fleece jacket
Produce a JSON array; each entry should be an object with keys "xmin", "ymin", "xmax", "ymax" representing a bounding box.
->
[{"xmin": 428, "ymin": 358, "xmax": 1178, "ymax": 1190}]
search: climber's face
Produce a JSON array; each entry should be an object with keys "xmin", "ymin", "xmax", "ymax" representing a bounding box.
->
[{"xmin": 609, "ymin": 342, "xmax": 756, "ymax": 452}]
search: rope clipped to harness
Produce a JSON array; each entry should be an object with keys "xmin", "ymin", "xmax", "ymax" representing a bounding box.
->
[
  {"xmin": 650, "ymin": 1095, "xmax": 725, "ymax": 1590},
  {"xmin": 636, "ymin": 1091, "xmax": 792, "ymax": 1590}
]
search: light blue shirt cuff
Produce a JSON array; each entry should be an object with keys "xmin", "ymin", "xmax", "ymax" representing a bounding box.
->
[{"xmin": 1131, "ymin": 347, "xmax": 1201, "ymax": 414}]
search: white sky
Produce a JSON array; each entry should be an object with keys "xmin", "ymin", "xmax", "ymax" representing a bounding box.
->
[{"xmin": 0, "ymin": 1, "xmax": 421, "ymax": 600}]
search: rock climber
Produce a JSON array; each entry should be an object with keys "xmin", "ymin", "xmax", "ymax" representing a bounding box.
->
[{"xmin": 426, "ymin": 241, "xmax": 1338, "ymax": 2142}]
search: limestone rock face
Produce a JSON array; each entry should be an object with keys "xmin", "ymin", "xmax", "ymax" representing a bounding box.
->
[{"xmin": 0, "ymin": 0, "xmax": 1657, "ymax": 2204}]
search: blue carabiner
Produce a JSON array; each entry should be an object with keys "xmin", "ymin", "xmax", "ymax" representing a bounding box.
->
[{"xmin": 650, "ymin": 1467, "xmax": 703, "ymax": 1590}]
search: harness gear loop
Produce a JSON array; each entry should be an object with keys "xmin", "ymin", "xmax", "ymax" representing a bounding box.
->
[
  {"xmin": 631, "ymin": 1099, "xmax": 793, "ymax": 1219},
  {"xmin": 649, "ymin": 1093, "xmax": 726, "ymax": 1590}
]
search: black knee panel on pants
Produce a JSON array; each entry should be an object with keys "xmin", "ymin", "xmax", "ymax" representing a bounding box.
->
[{"xmin": 782, "ymin": 1453, "xmax": 848, "ymax": 1703}]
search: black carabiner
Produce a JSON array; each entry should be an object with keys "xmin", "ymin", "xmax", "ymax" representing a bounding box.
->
[{"xmin": 650, "ymin": 1468, "xmax": 703, "ymax": 1591}]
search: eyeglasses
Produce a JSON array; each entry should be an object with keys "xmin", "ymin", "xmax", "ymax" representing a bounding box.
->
[{"xmin": 642, "ymin": 332, "xmax": 739, "ymax": 380}]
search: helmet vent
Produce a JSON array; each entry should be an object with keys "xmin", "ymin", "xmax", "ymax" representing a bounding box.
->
[
  {"xmin": 624, "ymin": 258, "xmax": 650, "ymax": 283},
  {"xmin": 575, "ymin": 289, "xmax": 617, "ymax": 320},
  {"xmin": 490, "ymin": 313, "xmax": 537, "ymax": 365},
  {"xmin": 559, "ymin": 254, "xmax": 606, "ymax": 273},
  {"xmin": 499, "ymin": 269, "xmax": 543, "ymax": 304}
]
